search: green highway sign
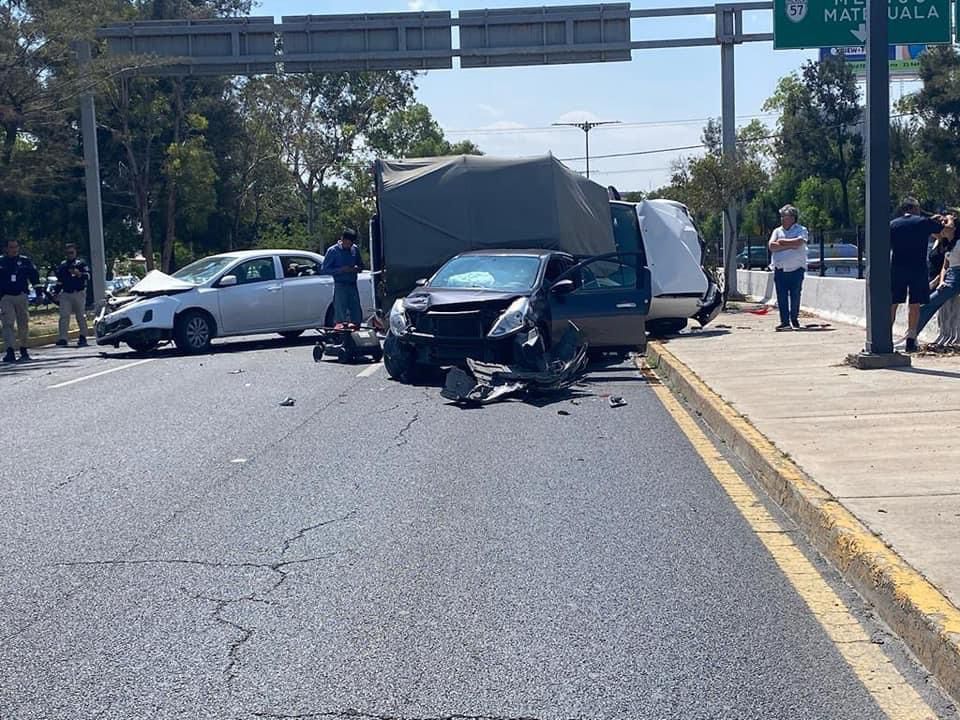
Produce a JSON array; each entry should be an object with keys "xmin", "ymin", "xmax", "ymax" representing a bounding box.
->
[{"xmin": 774, "ymin": 0, "xmax": 951, "ymax": 49}]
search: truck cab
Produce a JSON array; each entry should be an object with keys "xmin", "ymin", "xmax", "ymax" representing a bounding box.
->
[{"xmin": 609, "ymin": 199, "xmax": 722, "ymax": 336}]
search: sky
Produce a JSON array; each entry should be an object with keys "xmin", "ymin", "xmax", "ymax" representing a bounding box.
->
[{"xmin": 249, "ymin": 0, "xmax": 889, "ymax": 191}]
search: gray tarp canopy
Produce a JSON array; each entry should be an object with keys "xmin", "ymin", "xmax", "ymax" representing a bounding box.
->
[{"xmin": 374, "ymin": 154, "xmax": 617, "ymax": 305}]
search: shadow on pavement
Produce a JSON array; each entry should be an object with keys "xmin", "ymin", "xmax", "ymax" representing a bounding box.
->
[
  {"xmin": 97, "ymin": 333, "xmax": 324, "ymax": 361},
  {"xmin": 891, "ymin": 366, "xmax": 960, "ymax": 380}
]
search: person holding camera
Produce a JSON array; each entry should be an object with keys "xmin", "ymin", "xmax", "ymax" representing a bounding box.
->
[
  {"xmin": 915, "ymin": 218, "xmax": 960, "ymax": 339},
  {"xmin": 54, "ymin": 243, "xmax": 90, "ymax": 347},
  {"xmin": 889, "ymin": 197, "xmax": 949, "ymax": 352}
]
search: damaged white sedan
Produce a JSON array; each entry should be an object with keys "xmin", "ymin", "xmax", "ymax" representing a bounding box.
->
[{"xmin": 95, "ymin": 250, "xmax": 375, "ymax": 354}]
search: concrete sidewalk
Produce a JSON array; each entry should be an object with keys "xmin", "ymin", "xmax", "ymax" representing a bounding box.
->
[{"xmin": 648, "ymin": 307, "xmax": 960, "ymax": 697}]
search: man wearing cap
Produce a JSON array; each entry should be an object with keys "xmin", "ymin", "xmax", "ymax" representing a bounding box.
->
[
  {"xmin": 768, "ymin": 204, "xmax": 809, "ymax": 331},
  {"xmin": 890, "ymin": 197, "xmax": 949, "ymax": 352},
  {"xmin": 322, "ymin": 228, "xmax": 364, "ymax": 326}
]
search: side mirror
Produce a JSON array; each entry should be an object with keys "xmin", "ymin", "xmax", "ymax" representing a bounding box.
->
[
  {"xmin": 414, "ymin": 278, "xmax": 428, "ymax": 287},
  {"xmin": 219, "ymin": 275, "xmax": 238, "ymax": 287},
  {"xmin": 551, "ymin": 279, "xmax": 575, "ymax": 295}
]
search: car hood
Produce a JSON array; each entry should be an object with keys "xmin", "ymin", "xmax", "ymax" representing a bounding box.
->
[
  {"xmin": 130, "ymin": 270, "xmax": 197, "ymax": 296},
  {"xmin": 403, "ymin": 288, "xmax": 528, "ymax": 311}
]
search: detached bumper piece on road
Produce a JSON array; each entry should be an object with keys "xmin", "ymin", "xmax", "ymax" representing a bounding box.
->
[{"xmin": 441, "ymin": 325, "xmax": 589, "ymax": 406}]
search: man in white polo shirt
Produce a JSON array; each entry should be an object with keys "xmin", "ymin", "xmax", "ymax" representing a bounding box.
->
[{"xmin": 768, "ymin": 204, "xmax": 808, "ymax": 331}]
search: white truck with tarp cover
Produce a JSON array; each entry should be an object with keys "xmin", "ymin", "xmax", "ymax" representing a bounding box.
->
[{"xmin": 371, "ymin": 154, "xmax": 721, "ymax": 334}]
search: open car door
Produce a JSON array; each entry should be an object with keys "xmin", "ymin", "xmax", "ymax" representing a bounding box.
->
[{"xmin": 548, "ymin": 252, "xmax": 652, "ymax": 349}]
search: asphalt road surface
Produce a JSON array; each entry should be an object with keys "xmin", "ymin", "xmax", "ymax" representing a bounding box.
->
[{"xmin": 1, "ymin": 336, "xmax": 956, "ymax": 719}]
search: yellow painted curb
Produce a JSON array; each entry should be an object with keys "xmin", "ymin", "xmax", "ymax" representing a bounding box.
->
[{"xmin": 645, "ymin": 340, "xmax": 960, "ymax": 704}]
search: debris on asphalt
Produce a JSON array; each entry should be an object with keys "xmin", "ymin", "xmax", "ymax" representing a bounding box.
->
[
  {"xmin": 229, "ymin": 369, "xmax": 244, "ymax": 375},
  {"xmin": 279, "ymin": 397, "xmax": 296, "ymax": 407},
  {"xmin": 441, "ymin": 324, "xmax": 589, "ymax": 406},
  {"xmin": 609, "ymin": 396, "xmax": 627, "ymax": 409},
  {"xmin": 557, "ymin": 410, "xmax": 570, "ymax": 416}
]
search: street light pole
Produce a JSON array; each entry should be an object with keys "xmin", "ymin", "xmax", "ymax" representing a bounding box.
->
[{"xmin": 552, "ymin": 120, "xmax": 621, "ymax": 179}]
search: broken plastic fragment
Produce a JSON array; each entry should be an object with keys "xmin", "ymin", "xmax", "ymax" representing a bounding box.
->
[
  {"xmin": 279, "ymin": 397, "xmax": 296, "ymax": 407},
  {"xmin": 609, "ymin": 396, "xmax": 627, "ymax": 408}
]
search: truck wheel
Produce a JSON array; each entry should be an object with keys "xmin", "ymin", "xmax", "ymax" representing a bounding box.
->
[
  {"xmin": 383, "ymin": 331, "xmax": 419, "ymax": 383},
  {"xmin": 647, "ymin": 318, "xmax": 688, "ymax": 338},
  {"xmin": 174, "ymin": 310, "xmax": 214, "ymax": 354}
]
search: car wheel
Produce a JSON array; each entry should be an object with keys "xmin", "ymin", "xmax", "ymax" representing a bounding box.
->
[
  {"xmin": 279, "ymin": 330, "xmax": 304, "ymax": 340},
  {"xmin": 383, "ymin": 330, "xmax": 419, "ymax": 383},
  {"xmin": 125, "ymin": 334, "xmax": 161, "ymax": 354},
  {"xmin": 647, "ymin": 318, "xmax": 688, "ymax": 338},
  {"xmin": 174, "ymin": 310, "xmax": 214, "ymax": 354}
]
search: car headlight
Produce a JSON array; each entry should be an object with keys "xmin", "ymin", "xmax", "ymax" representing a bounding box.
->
[
  {"xmin": 389, "ymin": 299, "xmax": 409, "ymax": 335},
  {"xmin": 488, "ymin": 297, "xmax": 531, "ymax": 338}
]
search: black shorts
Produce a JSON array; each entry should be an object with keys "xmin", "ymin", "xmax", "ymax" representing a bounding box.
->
[{"xmin": 891, "ymin": 265, "xmax": 930, "ymax": 305}]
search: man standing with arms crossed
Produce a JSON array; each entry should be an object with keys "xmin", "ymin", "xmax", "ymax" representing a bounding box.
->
[
  {"xmin": 889, "ymin": 197, "xmax": 949, "ymax": 352},
  {"xmin": 55, "ymin": 243, "xmax": 90, "ymax": 347},
  {"xmin": 322, "ymin": 228, "xmax": 364, "ymax": 326},
  {"xmin": 0, "ymin": 239, "xmax": 40, "ymax": 363},
  {"xmin": 768, "ymin": 204, "xmax": 808, "ymax": 331}
]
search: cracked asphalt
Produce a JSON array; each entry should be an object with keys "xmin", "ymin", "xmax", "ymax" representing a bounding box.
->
[{"xmin": 1, "ymin": 336, "xmax": 956, "ymax": 719}]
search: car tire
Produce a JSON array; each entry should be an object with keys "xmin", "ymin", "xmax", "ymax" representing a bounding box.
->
[
  {"xmin": 383, "ymin": 330, "xmax": 419, "ymax": 383},
  {"xmin": 125, "ymin": 334, "xmax": 161, "ymax": 354},
  {"xmin": 647, "ymin": 318, "xmax": 688, "ymax": 338},
  {"xmin": 174, "ymin": 310, "xmax": 214, "ymax": 354},
  {"xmin": 279, "ymin": 330, "xmax": 304, "ymax": 340}
]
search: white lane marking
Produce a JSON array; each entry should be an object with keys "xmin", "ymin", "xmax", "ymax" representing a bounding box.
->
[
  {"xmin": 47, "ymin": 359, "xmax": 155, "ymax": 389},
  {"xmin": 357, "ymin": 363, "xmax": 383, "ymax": 378}
]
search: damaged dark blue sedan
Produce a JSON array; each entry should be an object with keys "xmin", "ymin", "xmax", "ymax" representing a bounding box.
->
[{"xmin": 383, "ymin": 249, "xmax": 651, "ymax": 383}]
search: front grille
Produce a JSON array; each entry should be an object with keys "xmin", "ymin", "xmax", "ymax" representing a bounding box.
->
[
  {"xmin": 96, "ymin": 316, "xmax": 132, "ymax": 338},
  {"xmin": 433, "ymin": 315, "xmax": 484, "ymax": 338},
  {"xmin": 412, "ymin": 310, "xmax": 486, "ymax": 338}
]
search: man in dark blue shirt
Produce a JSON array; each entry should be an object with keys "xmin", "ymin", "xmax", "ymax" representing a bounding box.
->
[
  {"xmin": 0, "ymin": 239, "xmax": 40, "ymax": 362},
  {"xmin": 54, "ymin": 243, "xmax": 90, "ymax": 347},
  {"xmin": 889, "ymin": 197, "xmax": 948, "ymax": 352},
  {"xmin": 322, "ymin": 228, "xmax": 364, "ymax": 326}
]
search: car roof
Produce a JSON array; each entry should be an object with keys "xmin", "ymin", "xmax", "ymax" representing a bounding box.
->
[
  {"xmin": 454, "ymin": 249, "xmax": 564, "ymax": 259},
  {"xmin": 205, "ymin": 249, "xmax": 322, "ymax": 261}
]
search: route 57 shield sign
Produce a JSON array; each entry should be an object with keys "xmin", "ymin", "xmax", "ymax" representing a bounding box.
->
[{"xmin": 785, "ymin": 0, "xmax": 807, "ymax": 23}]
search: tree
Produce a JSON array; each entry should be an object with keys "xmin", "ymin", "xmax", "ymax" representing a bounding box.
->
[
  {"xmin": 764, "ymin": 57, "xmax": 863, "ymax": 227},
  {"xmin": 667, "ymin": 119, "xmax": 770, "ymax": 272},
  {"xmin": 367, "ymin": 103, "xmax": 481, "ymax": 158},
  {"xmin": 245, "ymin": 72, "xmax": 416, "ymax": 241}
]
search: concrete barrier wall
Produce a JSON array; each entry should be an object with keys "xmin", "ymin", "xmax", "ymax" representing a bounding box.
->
[{"xmin": 737, "ymin": 270, "xmax": 942, "ymax": 343}]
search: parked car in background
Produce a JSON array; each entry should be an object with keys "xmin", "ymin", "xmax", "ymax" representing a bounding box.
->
[
  {"xmin": 806, "ymin": 243, "xmax": 861, "ymax": 277},
  {"xmin": 95, "ymin": 250, "xmax": 375, "ymax": 354},
  {"xmin": 736, "ymin": 246, "xmax": 770, "ymax": 270},
  {"xmin": 384, "ymin": 249, "xmax": 651, "ymax": 382}
]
